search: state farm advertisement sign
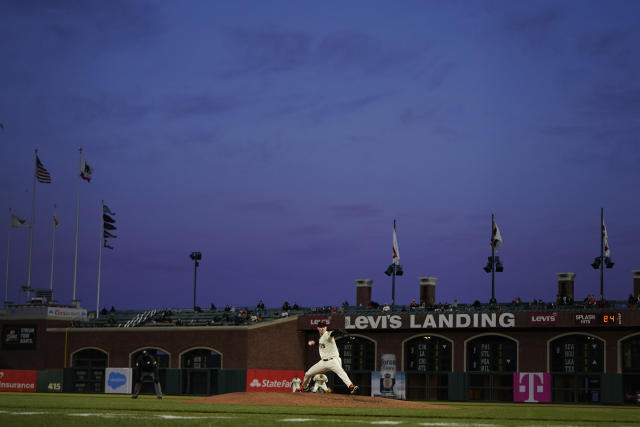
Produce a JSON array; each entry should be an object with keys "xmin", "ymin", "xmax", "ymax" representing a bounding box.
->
[
  {"xmin": 529, "ymin": 312, "xmax": 558, "ymax": 326},
  {"xmin": 246, "ymin": 369, "xmax": 303, "ymax": 392},
  {"xmin": 0, "ymin": 370, "xmax": 37, "ymax": 392}
]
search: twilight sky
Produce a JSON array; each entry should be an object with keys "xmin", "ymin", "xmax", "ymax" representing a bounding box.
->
[{"xmin": 1, "ymin": 0, "xmax": 639, "ymax": 311}]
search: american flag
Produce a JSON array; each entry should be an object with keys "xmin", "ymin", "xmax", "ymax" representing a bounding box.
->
[{"xmin": 36, "ymin": 155, "xmax": 52, "ymax": 183}]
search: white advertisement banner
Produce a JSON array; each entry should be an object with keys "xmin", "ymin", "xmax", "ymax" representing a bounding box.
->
[
  {"xmin": 46, "ymin": 307, "xmax": 88, "ymax": 320},
  {"xmin": 104, "ymin": 368, "xmax": 132, "ymax": 394}
]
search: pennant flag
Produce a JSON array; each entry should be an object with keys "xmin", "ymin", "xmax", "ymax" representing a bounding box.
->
[
  {"xmin": 36, "ymin": 155, "xmax": 52, "ymax": 183},
  {"xmin": 80, "ymin": 156, "xmax": 94, "ymax": 182},
  {"xmin": 103, "ymin": 214, "xmax": 115, "ymax": 223},
  {"xmin": 53, "ymin": 213, "xmax": 60, "ymax": 228},
  {"xmin": 104, "ymin": 222, "xmax": 116, "ymax": 230},
  {"xmin": 104, "ymin": 230, "xmax": 117, "ymax": 239},
  {"xmin": 11, "ymin": 214, "xmax": 30, "ymax": 228},
  {"xmin": 104, "ymin": 240, "xmax": 114, "ymax": 250},
  {"xmin": 392, "ymin": 226, "xmax": 400, "ymax": 265},
  {"xmin": 103, "ymin": 205, "xmax": 115, "ymax": 215},
  {"xmin": 602, "ymin": 220, "xmax": 610, "ymax": 257},
  {"xmin": 491, "ymin": 219, "xmax": 503, "ymax": 250}
]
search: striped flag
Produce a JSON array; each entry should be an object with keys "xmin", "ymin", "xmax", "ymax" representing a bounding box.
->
[
  {"xmin": 602, "ymin": 220, "xmax": 610, "ymax": 257},
  {"xmin": 36, "ymin": 155, "xmax": 52, "ymax": 183},
  {"xmin": 491, "ymin": 219, "xmax": 503, "ymax": 250}
]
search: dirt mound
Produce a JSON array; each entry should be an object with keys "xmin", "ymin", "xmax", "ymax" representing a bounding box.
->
[{"xmin": 187, "ymin": 392, "xmax": 453, "ymax": 409}]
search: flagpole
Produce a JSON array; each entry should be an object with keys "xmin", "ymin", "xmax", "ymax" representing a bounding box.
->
[
  {"xmin": 26, "ymin": 149, "xmax": 38, "ymax": 301},
  {"xmin": 491, "ymin": 214, "xmax": 495, "ymax": 303},
  {"xmin": 72, "ymin": 147, "xmax": 82, "ymax": 305},
  {"xmin": 391, "ymin": 219, "xmax": 396, "ymax": 306},
  {"xmin": 600, "ymin": 207, "xmax": 604, "ymax": 300},
  {"xmin": 4, "ymin": 209, "xmax": 11, "ymax": 306},
  {"xmin": 49, "ymin": 204, "xmax": 57, "ymax": 292},
  {"xmin": 96, "ymin": 200, "xmax": 104, "ymax": 319}
]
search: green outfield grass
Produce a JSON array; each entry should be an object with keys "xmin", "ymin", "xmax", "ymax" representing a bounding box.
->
[{"xmin": 0, "ymin": 393, "xmax": 638, "ymax": 427}]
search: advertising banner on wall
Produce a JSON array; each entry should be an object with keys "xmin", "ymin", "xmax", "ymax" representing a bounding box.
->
[
  {"xmin": 513, "ymin": 372, "xmax": 551, "ymax": 403},
  {"xmin": 104, "ymin": 368, "xmax": 132, "ymax": 394},
  {"xmin": 1, "ymin": 325, "xmax": 37, "ymax": 350},
  {"xmin": 0, "ymin": 369, "xmax": 37, "ymax": 392},
  {"xmin": 246, "ymin": 369, "xmax": 304, "ymax": 392},
  {"xmin": 371, "ymin": 371, "xmax": 406, "ymax": 399}
]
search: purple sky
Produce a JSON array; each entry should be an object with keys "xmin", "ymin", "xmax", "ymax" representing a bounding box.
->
[{"xmin": 1, "ymin": 1, "xmax": 639, "ymax": 311}]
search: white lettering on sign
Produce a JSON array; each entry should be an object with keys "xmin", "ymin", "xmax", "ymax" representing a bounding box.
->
[{"xmin": 345, "ymin": 313, "xmax": 516, "ymax": 330}]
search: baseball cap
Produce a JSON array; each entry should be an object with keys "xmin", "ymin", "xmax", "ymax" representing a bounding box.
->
[{"xmin": 316, "ymin": 321, "xmax": 327, "ymax": 327}]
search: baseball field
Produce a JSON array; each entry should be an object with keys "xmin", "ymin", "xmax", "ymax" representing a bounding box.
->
[{"xmin": 0, "ymin": 392, "xmax": 638, "ymax": 426}]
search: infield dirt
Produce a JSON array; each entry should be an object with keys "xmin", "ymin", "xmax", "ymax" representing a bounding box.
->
[{"xmin": 187, "ymin": 392, "xmax": 454, "ymax": 409}]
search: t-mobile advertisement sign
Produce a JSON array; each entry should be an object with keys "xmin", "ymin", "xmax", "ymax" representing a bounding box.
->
[
  {"xmin": 513, "ymin": 372, "xmax": 551, "ymax": 403},
  {"xmin": 0, "ymin": 370, "xmax": 37, "ymax": 392},
  {"xmin": 246, "ymin": 369, "xmax": 304, "ymax": 392}
]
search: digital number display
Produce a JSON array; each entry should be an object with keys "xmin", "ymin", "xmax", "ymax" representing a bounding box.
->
[{"xmin": 601, "ymin": 313, "xmax": 622, "ymax": 325}]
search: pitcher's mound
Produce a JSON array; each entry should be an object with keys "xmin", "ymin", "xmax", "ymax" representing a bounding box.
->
[{"xmin": 187, "ymin": 392, "xmax": 453, "ymax": 409}]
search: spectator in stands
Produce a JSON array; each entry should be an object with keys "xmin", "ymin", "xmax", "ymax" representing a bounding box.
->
[
  {"xmin": 382, "ymin": 303, "xmax": 391, "ymax": 312},
  {"xmin": 257, "ymin": 300, "xmax": 265, "ymax": 311},
  {"xmin": 472, "ymin": 299, "xmax": 481, "ymax": 309},
  {"xmin": 410, "ymin": 299, "xmax": 418, "ymax": 311},
  {"xmin": 292, "ymin": 302, "xmax": 299, "ymax": 310},
  {"xmin": 452, "ymin": 299, "xmax": 458, "ymax": 310},
  {"xmin": 101, "ymin": 307, "xmax": 108, "ymax": 315},
  {"xmin": 282, "ymin": 301, "xmax": 291, "ymax": 311},
  {"xmin": 110, "ymin": 306, "xmax": 116, "ymax": 313},
  {"xmin": 210, "ymin": 303, "xmax": 217, "ymax": 310}
]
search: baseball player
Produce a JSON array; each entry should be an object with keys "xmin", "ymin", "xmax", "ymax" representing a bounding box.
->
[
  {"xmin": 291, "ymin": 375, "xmax": 302, "ymax": 392},
  {"xmin": 131, "ymin": 350, "xmax": 163, "ymax": 399},
  {"xmin": 311, "ymin": 373, "xmax": 328, "ymax": 393},
  {"xmin": 299, "ymin": 320, "xmax": 359, "ymax": 394}
]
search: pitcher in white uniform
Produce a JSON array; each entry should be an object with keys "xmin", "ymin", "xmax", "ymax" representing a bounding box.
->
[{"xmin": 300, "ymin": 321, "xmax": 359, "ymax": 394}]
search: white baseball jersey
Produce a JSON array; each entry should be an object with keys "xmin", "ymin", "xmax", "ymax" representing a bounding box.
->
[
  {"xmin": 313, "ymin": 373, "xmax": 327, "ymax": 385},
  {"xmin": 318, "ymin": 330, "xmax": 339, "ymax": 360},
  {"xmin": 291, "ymin": 376, "xmax": 301, "ymax": 392}
]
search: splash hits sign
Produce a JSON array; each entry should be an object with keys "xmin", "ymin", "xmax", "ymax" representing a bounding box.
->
[
  {"xmin": 246, "ymin": 369, "xmax": 304, "ymax": 392},
  {"xmin": 513, "ymin": 372, "xmax": 551, "ymax": 403}
]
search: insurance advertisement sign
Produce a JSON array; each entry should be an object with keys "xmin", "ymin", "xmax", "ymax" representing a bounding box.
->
[
  {"xmin": 0, "ymin": 370, "xmax": 37, "ymax": 392},
  {"xmin": 246, "ymin": 369, "xmax": 304, "ymax": 392}
]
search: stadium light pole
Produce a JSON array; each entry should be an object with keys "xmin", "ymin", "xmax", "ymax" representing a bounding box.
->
[{"xmin": 189, "ymin": 251, "xmax": 202, "ymax": 310}]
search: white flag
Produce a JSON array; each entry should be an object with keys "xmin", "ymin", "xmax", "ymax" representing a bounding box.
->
[
  {"xmin": 11, "ymin": 214, "xmax": 30, "ymax": 228},
  {"xmin": 392, "ymin": 227, "xmax": 400, "ymax": 265},
  {"xmin": 491, "ymin": 219, "xmax": 502, "ymax": 250},
  {"xmin": 602, "ymin": 220, "xmax": 610, "ymax": 257}
]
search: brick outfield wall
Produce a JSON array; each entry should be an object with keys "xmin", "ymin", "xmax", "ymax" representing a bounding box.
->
[{"xmin": 1, "ymin": 311, "xmax": 639, "ymax": 372}]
